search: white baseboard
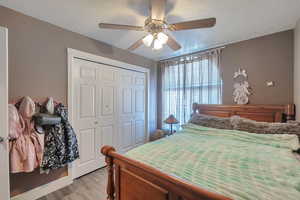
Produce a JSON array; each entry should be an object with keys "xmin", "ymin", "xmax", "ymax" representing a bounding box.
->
[{"xmin": 12, "ymin": 176, "xmax": 73, "ymax": 200}]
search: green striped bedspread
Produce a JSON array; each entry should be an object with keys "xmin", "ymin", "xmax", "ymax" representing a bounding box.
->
[{"xmin": 126, "ymin": 124, "xmax": 300, "ymax": 200}]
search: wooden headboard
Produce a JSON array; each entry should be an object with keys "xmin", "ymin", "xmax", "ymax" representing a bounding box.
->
[{"xmin": 192, "ymin": 103, "xmax": 295, "ymax": 122}]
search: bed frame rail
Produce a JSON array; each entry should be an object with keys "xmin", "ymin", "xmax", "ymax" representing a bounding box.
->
[{"xmin": 101, "ymin": 146, "xmax": 232, "ymax": 200}]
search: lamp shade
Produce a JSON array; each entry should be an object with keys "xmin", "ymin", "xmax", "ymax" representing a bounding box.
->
[{"xmin": 164, "ymin": 115, "xmax": 179, "ymax": 124}]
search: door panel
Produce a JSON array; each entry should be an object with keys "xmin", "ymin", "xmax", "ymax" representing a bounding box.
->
[
  {"xmin": 99, "ymin": 123, "xmax": 116, "ymax": 165},
  {"xmin": 121, "ymin": 74, "xmax": 133, "ymax": 84},
  {"xmin": 135, "ymin": 120, "xmax": 145, "ymax": 144},
  {"xmin": 122, "ymin": 88, "xmax": 133, "ymax": 114},
  {"xmin": 101, "ymin": 125, "xmax": 114, "ymax": 147},
  {"xmin": 0, "ymin": 27, "xmax": 9, "ymax": 199},
  {"xmin": 118, "ymin": 70, "xmax": 146, "ymax": 151},
  {"xmin": 133, "ymin": 73, "xmax": 146, "ymax": 146},
  {"xmin": 135, "ymin": 89, "xmax": 145, "ymax": 113},
  {"xmin": 80, "ymin": 67, "xmax": 97, "ymax": 79},
  {"xmin": 73, "ymin": 59, "xmax": 102, "ymax": 178},
  {"xmin": 80, "ymin": 85, "xmax": 96, "ymax": 118},
  {"xmin": 135, "ymin": 76, "xmax": 145, "ymax": 85},
  {"xmin": 120, "ymin": 121, "xmax": 133, "ymax": 152},
  {"xmin": 97, "ymin": 64, "xmax": 119, "ymax": 152},
  {"xmin": 100, "ymin": 67, "xmax": 116, "ymax": 82},
  {"xmin": 101, "ymin": 86, "xmax": 114, "ymax": 116},
  {"xmin": 79, "ymin": 128, "xmax": 96, "ymax": 164}
]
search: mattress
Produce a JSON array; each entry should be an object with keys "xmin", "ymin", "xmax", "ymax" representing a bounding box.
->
[{"xmin": 126, "ymin": 124, "xmax": 300, "ymax": 200}]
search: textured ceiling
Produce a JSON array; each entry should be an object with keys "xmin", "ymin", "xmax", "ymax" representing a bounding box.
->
[{"xmin": 1, "ymin": 0, "xmax": 300, "ymax": 61}]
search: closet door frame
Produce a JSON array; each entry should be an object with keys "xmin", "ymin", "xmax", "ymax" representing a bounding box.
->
[
  {"xmin": 67, "ymin": 48, "xmax": 150, "ymax": 180},
  {"xmin": 0, "ymin": 26, "xmax": 10, "ymax": 200}
]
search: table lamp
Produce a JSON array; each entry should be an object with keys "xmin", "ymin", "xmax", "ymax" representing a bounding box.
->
[{"xmin": 164, "ymin": 114, "xmax": 179, "ymax": 135}]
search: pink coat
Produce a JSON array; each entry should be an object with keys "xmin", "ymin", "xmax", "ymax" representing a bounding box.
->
[
  {"xmin": 8, "ymin": 104, "xmax": 24, "ymax": 139},
  {"xmin": 9, "ymin": 96, "xmax": 44, "ymax": 173}
]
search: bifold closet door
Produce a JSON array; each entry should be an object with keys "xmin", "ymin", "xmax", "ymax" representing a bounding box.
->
[
  {"xmin": 72, "ymin": 59, "xmax": 119, "ymax": 178},
  {"xmin": 73, "ymin": 59, "xmax": 103, "ymax": 178},
  {"xmin": 0, "ymin": 27, "xmax": 10, "ymax": 199},
  {"xmin": 72, "ymin": 58, "xmax": 147, "ymax": 178},
  {"xmin": 118, "ymin": 69, "xmax": 146, "ymax": 153}
]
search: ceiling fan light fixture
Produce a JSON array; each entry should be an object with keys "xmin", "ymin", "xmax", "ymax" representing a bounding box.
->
[
  {"xmin": 142, "ymin": 34, "xmax": 154, "ymax": 47},
  {"xmin": 99, "ymin": 1, "xmax": 216, "ymax": 52},
  {"xmin": 153, "ymin": 39, "xmax": 163, "ymax": 50},
  {"xmin": 157, "ymin": 32, "xmax": 168, "ymax": 44}
]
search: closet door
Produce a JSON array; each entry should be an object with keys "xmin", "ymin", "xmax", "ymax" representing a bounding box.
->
[
  {"xmin": 0, "ymin": 27, "xmax": 10, "ymax": 199},
  {"xmin": 97, "ymin": 63, "xmax": 119, "ymax": 154},
  {"xmin": 118, "ymin": 69, "xmax": 135, "ymax": 152},
  {"xmin": 72, "ymin": 56, "xmax": 147, "ymax": 177},
  {"xmin": 73, "ymin": 59, "xmax": 103, "ymax": 178},
  {"xmin": 133, "ymin": 72, "xmax": 146, "ymax": 146},
  {"xmin": 118, "ymin": 70, "xmax": 146, "ymax": 153}
]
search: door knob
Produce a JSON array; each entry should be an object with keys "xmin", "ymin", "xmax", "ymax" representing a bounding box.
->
[
  {"xmin": 0, "ymin": 136, "xmax": 5, "ymax": 143},
  {"xmin": 94, "ymin": 121, "xmax": 99, "ymax": 125}
]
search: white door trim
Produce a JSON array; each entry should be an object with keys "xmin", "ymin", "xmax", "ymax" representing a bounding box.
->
[
  {"xmin": 67, "ymin": 48, "xmax": 150, "ymax": 179},
  {"xmin": 0, "ymin": 26, "xmax": 10, "ymax": 200}
]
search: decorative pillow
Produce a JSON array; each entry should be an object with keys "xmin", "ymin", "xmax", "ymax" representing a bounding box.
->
[
  {"xmin": 189, "ymin": 113, "xmax": 233, "ymax": 130},
  {"xmin": 288, "ymin": 120, "xmax": 300, "ymax": 125},
  {"xmin": 231, "ymin": 116, "xmax": 300, "ymax": 138}
]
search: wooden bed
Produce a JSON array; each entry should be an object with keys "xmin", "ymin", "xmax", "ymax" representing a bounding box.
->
[{"xmin": 101, "ymin": 104, "xmax": 295, "ymax": 200}]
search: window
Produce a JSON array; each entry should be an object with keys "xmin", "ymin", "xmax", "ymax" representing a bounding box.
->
[{"xmin": 161, "ymin": 51, "xmax": 222, "ymax": 129}]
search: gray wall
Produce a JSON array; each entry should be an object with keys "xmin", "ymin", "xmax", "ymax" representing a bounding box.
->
[
  {"xmin": 222, "ymin": 30, "xmax": 294, "ymax": 104},
  {"xmin": 157, "ymin": 30, "xmax": 294, "ymax": 128},
  {"xmin": 294, "ymin": 20, "xmax": 300, "ymax": 120}
]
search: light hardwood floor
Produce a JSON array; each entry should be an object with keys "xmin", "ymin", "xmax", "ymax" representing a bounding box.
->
[{"xmin": 38, "ymin": 168, "xmax": 107, "ymax": 200}]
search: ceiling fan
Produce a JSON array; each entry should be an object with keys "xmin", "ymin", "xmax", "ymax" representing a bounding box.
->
[{"xmin": 99, "ymin": 0, "xmax": 216, "ymax": 51}]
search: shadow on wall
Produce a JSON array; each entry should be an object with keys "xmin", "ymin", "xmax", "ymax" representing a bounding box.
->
[{"xmin": 294, "ymin": 19, "xmax": 300, "ymax": 120}]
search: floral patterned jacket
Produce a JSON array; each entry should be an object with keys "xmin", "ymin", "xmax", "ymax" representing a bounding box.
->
[{"xmin": 41, "ymin": 104, "xmax": 79, "ymax": 171}]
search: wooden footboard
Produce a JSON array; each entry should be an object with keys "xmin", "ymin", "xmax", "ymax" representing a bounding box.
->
[{"xmin": 101, "ymin": 146, "xmax": 232, "ymax": 200}]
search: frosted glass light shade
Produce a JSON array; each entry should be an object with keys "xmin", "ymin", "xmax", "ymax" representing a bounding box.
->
[
  {"xmin": 142, "ymin": 34, "xmax": 154, "ymax": 47},
  {"xmin": 153, "ymin": 39, "xmax": 163, "ymax": 50},
  {"xmin": 157, "ymin": 32, "xmax": 168, "ymax": 44}
]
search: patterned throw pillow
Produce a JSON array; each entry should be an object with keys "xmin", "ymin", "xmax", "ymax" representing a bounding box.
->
[
  {"xmin": 189, "ymin": 113, "xmax": 233, "ymax": 130},
  {"xmin": 231, "ymin": 116, "xmax": 300, "ymax": 154},
  {"xmin": 230, "ymin": 116, "xmax": 300, "ymax": 138}
]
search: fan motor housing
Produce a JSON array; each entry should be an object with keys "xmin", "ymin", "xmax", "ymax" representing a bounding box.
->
[{"xmin": 144, "ymin": 17, "xmax": 167, "ymax": 34}]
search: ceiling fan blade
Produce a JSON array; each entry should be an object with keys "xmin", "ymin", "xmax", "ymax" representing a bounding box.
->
[
  {"xmin": 169, "ymin": 18, "xmax": 216, "ymax": 31},
  {"xmin": 166, "ymin": 34, "xmax": 181, "ymax": 51},
  {"xmin": 128, "ymin": 37, "xmax": 145, "ymax": 51},
  {"xmin": 99, "ymin": 23, "xmax": 144, "ymax": 31},
  {"xmin": 150, "ymin": 0, "xmax": 166, "ymax": 20}
]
